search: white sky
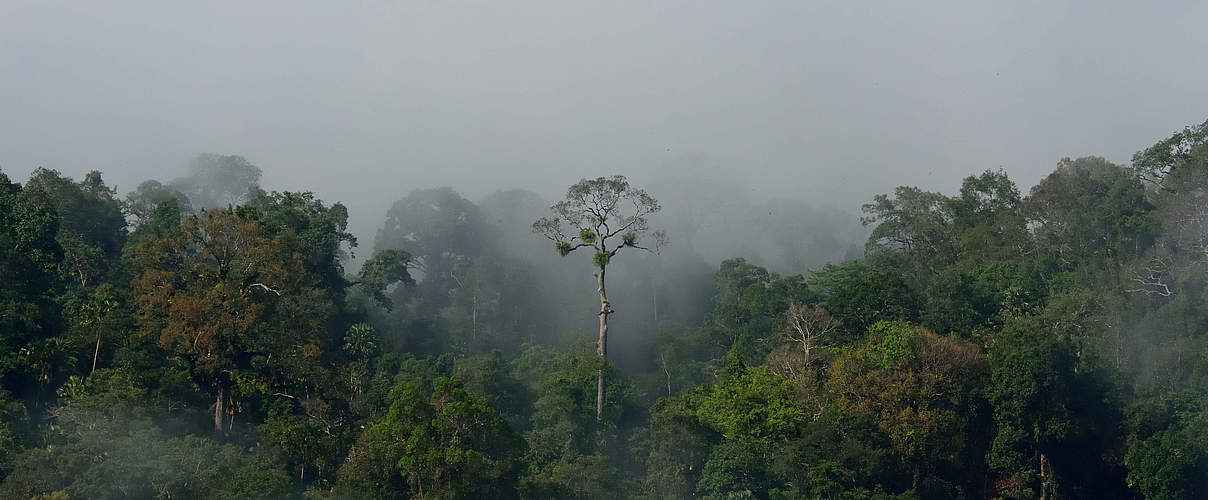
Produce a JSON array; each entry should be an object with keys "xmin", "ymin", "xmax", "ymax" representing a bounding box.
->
[{"xmin": 2, "ymin": 1, "xmax": 1206, "ymax": 245}]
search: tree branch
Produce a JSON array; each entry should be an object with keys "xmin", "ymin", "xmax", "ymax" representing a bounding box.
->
[{"xmin": 248, "ymin": 282, "xmax": 282, "ymax": 296}]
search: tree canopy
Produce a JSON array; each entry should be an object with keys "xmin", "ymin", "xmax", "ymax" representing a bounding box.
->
[{"xmin": 4, "ymin": 119, "xmax": 1208, "ymax": 499}]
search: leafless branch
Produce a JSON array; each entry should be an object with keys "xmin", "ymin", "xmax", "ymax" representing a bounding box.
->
[
  {"xmin": 1125, "ymin": 257, "xmax": 1174, "ymax": 297},
  {"xmin": 248, "ymin": 282, "xmax": 282, "ymax": 296}
]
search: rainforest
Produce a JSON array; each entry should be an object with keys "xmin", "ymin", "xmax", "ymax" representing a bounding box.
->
[{"xmin": 1, "ymin": 120, "xmax": 1208, "ymax": 498}]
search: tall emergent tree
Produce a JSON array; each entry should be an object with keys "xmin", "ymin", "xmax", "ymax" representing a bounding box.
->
[{"xmin": 533, "ymin": 175, "xmax": 666, "ymax": 422}]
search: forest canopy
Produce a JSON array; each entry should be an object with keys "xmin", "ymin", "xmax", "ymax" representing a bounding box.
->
[{"xmin": 2, "ymin": 121, "xmax": 1208, "ymax": 499}]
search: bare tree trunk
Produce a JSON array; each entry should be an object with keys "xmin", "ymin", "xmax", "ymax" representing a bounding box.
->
[
  {"xmin": 660, "ymin": 353, "xmax": 672, "ymax": 397},
  {"xmin": 652, "ymin": 285, "xmax": 658, "ymax": 323},
  {"xmin": 1039, "ymin": 452, "xmax": 1050, "ymax": 500},
  {"xmin": 803, "ymin": 337, "xmax": 812, "ymax": 366},
  {"xmin": 91, "ymin": 330, "xmax": 102, "ymax": 373},
  {"xmin": 596, "ymin": 267, "xmax": 610, "ymax": 424},
  {"xmin": 214, "ymin": 382, "xmax": 227, "ymax": 438}
]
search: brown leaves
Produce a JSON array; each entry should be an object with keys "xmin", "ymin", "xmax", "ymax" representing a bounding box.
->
[{"xmin": 132, "ymin": 208, "xmax": 301, "ymax": 378}]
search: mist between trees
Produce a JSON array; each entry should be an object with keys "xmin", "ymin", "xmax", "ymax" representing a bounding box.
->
[{"xmin": 1, "ymin": 119, "xmax": 1208, "ymax": 499}]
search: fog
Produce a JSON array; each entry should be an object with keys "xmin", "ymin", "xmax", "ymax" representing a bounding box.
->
[
  {"xmin": 4, "ymin": 1, "xmax": 1207, "ymax": 260},
  {"xmin": 5, "ymin": 1, "xmax": 1207, "ymax": 370}
]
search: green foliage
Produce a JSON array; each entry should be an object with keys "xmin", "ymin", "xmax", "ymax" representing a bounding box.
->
[
  {"xmin": 644, "ymin": 392, "xmax": 719, "ymax": 499},
  {"xmin": 0, "ymin": 372, "xmax": 293, "ymax": 499},
  {"xmin": 259, "ymin": 404, "xmax": 348, "ymax": 483},
  {"xmin": 1125, "ymin": 410, "xmax": 1208, "ymax": 499},
  {"xmin": 343, "ymin": 322, "xmax": 379, "ymax": 360},
  {"xmin": 950, "ymin": 169, "xmax": 1028, "ymax": 264},
  {"xmin": 535, "ymin": 176, "xmax": 661, "ymax": 247},
  {"xmin": 0, "ymin": 171, "xmax": 65, "ymax": 409},
  {"xmin": 127, "ymin": 179, "xmax": 193, "ymax": 227},
  {"xmin": 555, "ymin": 240, "xmax": 573, "ymax": 256},
  {"xmin": 452, "ymin": 350, "xmax": 530, "ymax": 429},
  {"xmin": 646, "ymin": 358, "xmax": 805, "ymax": 499},
  {"xmin": 827, "ymin": 323, "xmax": 987, "ymax": 494},
  {"xmin": 523, "ymin": 452, "xmax": 624, "ymax": 500},
  {"xmin": 1023, "ymin": 156, "xmax": 1155, "ymax": 266},
  {"xmin": 869, "ymin": 321, "xmax": 916, "ymax": 369},
  {"xmin": 579, "ymin": 228, "xmax": 597, "ymax": 244},
  {"xmin": 0, "ymin": 391, "xmax": 25, "ymax": 480},
  {"xmin": 357, "ymin": 249, "xmax": 413, "ymax": 310},
  {"xmin": 709, "ymin": 258, "xmax": 814, "ymax": 361},
  {"xmin": 697, "ymin": 363, "xmax": 803, "ymax": 441},
  {"xmin": 982, "ymin": 313, "xmax": 1123, "ymax": 498},
  {"xmin": 372, "ymin": 186, "xmax": 548, "ymax": 356},
  {"xmin": 1131, "ymin": 119, "xmax": 1208, "ymax": 191},
  {"xmin": 25, "ymin": 168, "xmax": 126, "ymax": 275},
  {"xmin": 337, "ymin": 377, "xmax": 523, "ymax": 499},
  {"xmin": 132, "ymin": 208, "xmax": 308, "ymax": 431},
  {"xmin": 986, "ymin": 317, "xmax": 1077, "ymax": 472},
  {"xmin": 861, "ymin": 186, "xmax": 956, "ymax": 282},
  {"xmin": 244, "ymin": 189, "xmax": 357, "ymax": 294},
  {"xmin": 525, "ymin": 347, "xmax": 631, "ymax": 461},
  {"xmin": 5, "ymin": 118, "xmax": 1208, "ymax": 499},
  {"xmin": 644, "ymin": 325, "xmax": 714, "ymax": 400},
  {"xmin": 592, "ymin": 250, "xmax": 611, "ymax": 268},
  {"xmin": 809, "ymin": 260, "xmax": 917, "ymax": 336},
  {"xmin": 374, "ymin": 187, "xmax": 491, "ymax": 284},
  {"xmin": 696, "ymin": 438, "xmax": 776, "ymax": 498}
]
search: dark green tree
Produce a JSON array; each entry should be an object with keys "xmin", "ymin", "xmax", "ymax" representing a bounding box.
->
[{"xmin": 337, "ymin": 377, "xmax": 523, "ymax": 499}]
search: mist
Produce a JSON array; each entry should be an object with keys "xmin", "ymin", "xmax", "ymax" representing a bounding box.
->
[{"xmin": 4, "ymin": 1, "xmax": 1207, "ymax": 254}]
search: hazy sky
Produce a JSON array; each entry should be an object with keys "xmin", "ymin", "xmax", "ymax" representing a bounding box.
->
[{"xmin": 3, "ymin": 1, "xmax": 1207, "ymax": 247}]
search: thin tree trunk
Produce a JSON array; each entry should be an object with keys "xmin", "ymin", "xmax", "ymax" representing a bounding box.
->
[
  {"xmin": 652, "ymin": 285, "xmax": 658, "ymax": 323},
  {"xmin": 91, "ymin": 330, "xmax": 102, "ymax": 373},
  {"xmin": 661, "ymin": 353, "xmax": 672, "ymax": 397},
  {"xmin": 214, "ymin": 382, "xmax": 227, "ymax": 438},
  {"xmin": 596, "ymin": 267, "xmax": 609, "ymax": 424},
  {"xmin": 1039, "ymin": 452, "xmax": 1050, "ymax": 500}
]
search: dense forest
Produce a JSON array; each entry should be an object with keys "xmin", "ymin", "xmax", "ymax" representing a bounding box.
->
[{"xmin": 1, "ymin": 119, "xmax": 1208, "ymax": 499}]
